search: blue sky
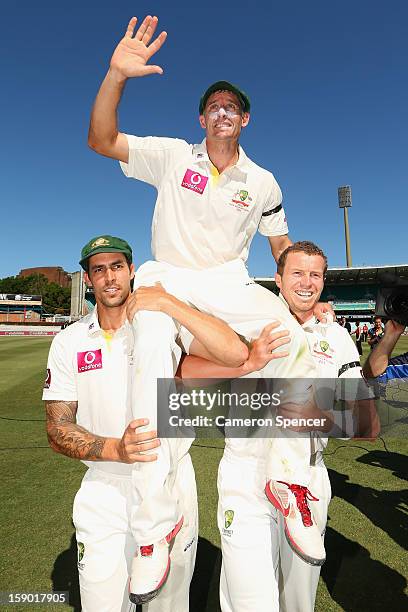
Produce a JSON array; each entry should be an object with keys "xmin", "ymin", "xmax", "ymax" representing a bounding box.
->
[{"xmin": 1, "ymin": 0, "xmax": 407, "ymax": 279}]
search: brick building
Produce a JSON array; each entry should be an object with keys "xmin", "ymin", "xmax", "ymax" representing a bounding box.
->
[
  {"xmin": 19, "ymin": 266, "xmax": 71, "ymax": 288},
  {"xmin": 0, "ymin": 310, "xmax": 41, "ymax": 323}
]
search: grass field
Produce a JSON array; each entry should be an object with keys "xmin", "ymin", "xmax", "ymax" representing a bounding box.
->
[{"xmin": 0, "ymin": 335, "xmax": 407, "ymax": 611}]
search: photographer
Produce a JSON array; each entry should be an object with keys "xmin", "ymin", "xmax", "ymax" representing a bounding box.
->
[
  {"xmin": 363, "ymin": 320, "xmax": 408, "ymax": 379},
  {"xmin": 367, "ymin": 316, "xmax": 385, "ymax": 350}
]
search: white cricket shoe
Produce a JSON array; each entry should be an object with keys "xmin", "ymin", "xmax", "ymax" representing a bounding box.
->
[
  {"xmin": 129, "ymin": 516, "xmax": 184, "ymax": 605},
  {"xmin": 265, "ymin": 480, "xmax": 325, "ymax": 566}
]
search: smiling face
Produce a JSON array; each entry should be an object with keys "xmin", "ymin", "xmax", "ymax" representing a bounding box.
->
[
  {"xmin": 275, "ymin": 251, "xmax": 326, "ymax": 322},
  {"xmin": 84, "ymin": 252, "xmax": 134, "ymax": 310},
  {"xmin": 199, "ymin": 90, "xmax": 250, "ymax": 142}
]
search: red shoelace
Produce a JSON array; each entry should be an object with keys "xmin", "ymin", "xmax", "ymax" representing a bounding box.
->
[{"xmin": 279, "ymin": 482, "xmax": 319, "ymax": 527}]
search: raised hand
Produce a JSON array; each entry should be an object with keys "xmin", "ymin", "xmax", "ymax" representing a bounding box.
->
[
  {"xmin": 313, "ymin": 301, "xmax": 335, "ymax": 323},
  {"xmin": 110, "ymin": 15, "xmax": 167, "ymax": 80},
  {"xmin": 244, "ymin": 322, "xmax": 290, "ymax": 373},
  {"xmin": 127, "ymin": 282, "xmax": 170, "ymax": 322},
  {"xmin": 385, "ymin": 319, "xmax": 406, "ymax": 337}
]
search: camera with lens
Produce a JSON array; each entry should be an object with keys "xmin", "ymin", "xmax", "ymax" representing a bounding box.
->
[{"xmin": 375, "ymin": 282, "xmax": 408, "ymax": 326}]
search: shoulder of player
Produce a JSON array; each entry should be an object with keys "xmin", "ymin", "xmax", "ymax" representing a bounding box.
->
[
  {"xmin": 309, "ymin": 320, "xmax": 352, "ymax": 349},
  {"xmin": 168, "ymin": 137, "xmax": 190, "ymax": 151},
  {"xmin": 128, "ymin": 134, "xmax": 188, "ymax": 147},
  {"xmin": 125, "ymin": 134, "xmax": 190, "ymax": 155},
  {"xmin": 244, "ymin": 160, "xmax": 283, "ymax": 206},
  {"xmin": 327, "ymin": 321, "xmax": 354, "ymax": 344},
  {"xmin": 328, "ymin": 323, "xmax": 362, "ymax": 371},
  {"xmin": 53, "ymin": 315, "xmax": 92, "ymax": 346},
  {"xmin": 245, "ymin": 156, "xmax": 279, "ymax": 184}
]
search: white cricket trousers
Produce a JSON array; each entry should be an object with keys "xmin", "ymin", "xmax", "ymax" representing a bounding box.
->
[
  {"xmin": 218, "ymin": 449, "xmax": 331, "ymax": 612},
  {"xmin": 129, "ymin": 258, "xmax": 317, "ymax": 544},
  {"xmin": 72, "ymin": 454, "xmax": 198, "ymax": 612}
]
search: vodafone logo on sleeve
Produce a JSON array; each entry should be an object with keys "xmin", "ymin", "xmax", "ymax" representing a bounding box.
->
[
  {"xmin": 181, "ymin": 169, "xmax": 208, "ymax": 194},
  {"xmin": 77, "ymin": 349, "xmax": 103, "ymax": 373}
]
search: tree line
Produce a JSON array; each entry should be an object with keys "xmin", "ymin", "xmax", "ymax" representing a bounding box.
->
[{"xmin": 0, "ymin": 274, "xmax": 71, "ymax": 315}]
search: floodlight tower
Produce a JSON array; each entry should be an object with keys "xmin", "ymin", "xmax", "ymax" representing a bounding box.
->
[{"xmin": 338, "ymin": 185, "xmax": 352, "ymax": 267}]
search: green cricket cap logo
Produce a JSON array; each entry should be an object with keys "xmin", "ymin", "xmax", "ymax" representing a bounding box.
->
[
  {"xmin": 77, "ymin": 542, "xmax": 85, "ymax": 563},
  {"xmin": 224, "ymin": 509, "xmax": 234, "ymax": 529},
  {"xmin": 91, "ymin": 237, "xmax": 110, "ymax": 248},
  {"xmin": 320, "ymin": 340, "xmax": 329, "ymax": 353},
  {"xmin": 239, "ymin": 190, "xmax": 248, "ymax": 201}
]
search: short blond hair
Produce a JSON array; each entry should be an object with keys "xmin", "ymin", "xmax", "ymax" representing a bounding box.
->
[{"xmin": 277, "ymin": 241, "xmax": 328, "ymax": 276}]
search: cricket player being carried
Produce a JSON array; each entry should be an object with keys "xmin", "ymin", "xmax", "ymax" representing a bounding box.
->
[
  {"xmin": 179, "ymin": 241, "xmax": 379, "ymax": 612},
  {"xmin": 88, "ymin": 14, "xmax": 333, "ymax": 603}
]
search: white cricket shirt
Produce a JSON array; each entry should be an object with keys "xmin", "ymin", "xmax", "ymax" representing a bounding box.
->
[
  {"xmin": 42, "ymin": 308, "xmax": 134, "ymax": 474},
  {"xmin": 223, "ymin": 297, "xmax": 374, "ymax": 462},
  {"xmin": 302, "ymin": 314, "xmax": 374, "ymax": 453},
  {"xmin": 120, "ymin": 136, "xmax": 288, "ymax": 269}
]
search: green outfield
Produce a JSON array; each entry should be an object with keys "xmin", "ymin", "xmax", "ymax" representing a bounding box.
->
[{"xmin": 0, "ymin": 335, "xmax": 407, "ymax": 611}]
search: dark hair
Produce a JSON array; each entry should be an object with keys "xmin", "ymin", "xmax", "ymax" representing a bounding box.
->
[
  {"xmin": 85, "ymin": 254, "xmax": 132, "ymax": 275},
  {"xmin": 277, "ymin": 241, "xmax": 328, "ymax": 276}
]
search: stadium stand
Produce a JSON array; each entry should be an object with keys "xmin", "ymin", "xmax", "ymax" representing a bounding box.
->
[
  {"xmin": 255, "ymin": 264, "xmax": 408, "ymax": 321},
  {"xmin": 69, "ymin": 264, "xmax": 408, "ymax": 325},
  {"xmin": 0, "ymin": 294, "xmax": 43, "ymax": 323}
]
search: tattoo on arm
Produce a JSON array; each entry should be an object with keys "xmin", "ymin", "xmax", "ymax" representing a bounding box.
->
[{"xmin": 46, "ymin": 401, "xmax": 106, "ymax": 460}]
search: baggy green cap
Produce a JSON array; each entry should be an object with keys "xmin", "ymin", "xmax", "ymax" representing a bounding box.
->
[
  {"xmin": 79, "ymin": 235, "xmax": 133, "ymax": 270},
  {"xmin": 199, "ymin": 80, "xmax": 250, "ymax": 114}
]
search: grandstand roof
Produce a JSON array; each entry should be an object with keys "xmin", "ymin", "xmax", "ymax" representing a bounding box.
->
[{"xmin": 254, "ymin": 263, "xmax": 408, "ymax": 290}]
